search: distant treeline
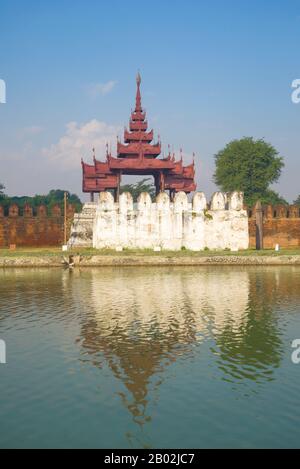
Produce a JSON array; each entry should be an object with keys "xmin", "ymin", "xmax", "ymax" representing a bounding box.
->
[{"xmin": 0, "ymin": 189, "xmax": 82, "ymax": 213}]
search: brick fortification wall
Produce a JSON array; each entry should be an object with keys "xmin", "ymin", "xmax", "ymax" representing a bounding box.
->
[
  {"xmin": 0, "ymin": 203, "xmax": 75, "ymax": 248},
  {"xmin": 1, "ymin": 199, "xmax": 299, "ymax": 250},
  {"xmin": 247, "ymin": 204, "xmax": 300, "ymax": 249}
]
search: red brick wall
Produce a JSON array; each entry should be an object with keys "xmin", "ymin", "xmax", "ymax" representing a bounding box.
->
[
  {"xmin": 0, "ymin": 204, "xmax": 75, "ymax": 248},
  {"xmin": 1, "ymin": 202, "xmax": 299, "ymax": 249},
  {"xmin": 247, "ymin": 204, "xmax": 300, "ymax": 249}
]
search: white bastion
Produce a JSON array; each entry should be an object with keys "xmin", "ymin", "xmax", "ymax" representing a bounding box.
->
[{"xmin": 86, "ymin": 190, "xmax": 248, "ymax": 251}]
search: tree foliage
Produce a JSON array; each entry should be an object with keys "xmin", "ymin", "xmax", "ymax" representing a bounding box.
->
[
  {"xmin": 0, "ymin": 183, "xmax": 5, "ymax": 197},
  {"xmin": 214, "ymin": 137, "xmax": 286, "ymax": 206},
  {"xmin": 120, "ymin": 178, "xmax": 156, "ymax": 202},
  {"xmin": 294, "ymin": 195, "xmax": 300, "ymax": 205},
  {"xmin": 0, "ymin": 189, "xmax": 82, "ymax": 212}
]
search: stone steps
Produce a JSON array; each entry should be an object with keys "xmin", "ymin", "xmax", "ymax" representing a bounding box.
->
[{"xmin": 67, "ymin": 203, "xmax": 97, "ymax": 248}]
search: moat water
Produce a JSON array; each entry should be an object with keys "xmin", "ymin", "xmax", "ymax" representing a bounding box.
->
[{"xmin": 0, "ymin": 266, "xmax": 300, "ymax": 448}]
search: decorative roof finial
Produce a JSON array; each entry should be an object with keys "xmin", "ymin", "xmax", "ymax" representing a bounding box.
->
[{"xmin": 135, "ymin": 71, "xmax": 142, "ymax": 112}]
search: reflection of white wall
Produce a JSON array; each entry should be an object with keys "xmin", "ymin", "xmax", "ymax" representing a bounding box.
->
[
  {"xmin": 87, "ymin": 268, "xmax": 250, "ymax": 342},
  {"xmin": 184, "ymin": 270, "xmax": 250, "ymax": 334},
  {"xmin": 92, "ymin": 191, "xmax": 249, "ymax": 251}
]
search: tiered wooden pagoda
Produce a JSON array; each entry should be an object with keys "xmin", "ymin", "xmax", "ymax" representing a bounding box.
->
[{"xmin": 82, "ymin": 73, "xmax": 196, "ymax": 201}]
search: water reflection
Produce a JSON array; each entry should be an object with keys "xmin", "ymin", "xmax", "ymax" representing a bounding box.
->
[
  {"xmin": 1, "ymin": 266, "xmax": 300, "ymax": 447},
  {"xmin": 213, "ymin": 273, "xmax": 285, "ymax": 386},
  {"xmin": 71, "ymin": 267, "xmax": 300, "ymax": 425}
]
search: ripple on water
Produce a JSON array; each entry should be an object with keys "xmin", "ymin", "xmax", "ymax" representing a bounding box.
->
[{"xmin": 0, "ymin": 266, "xmax": 300, "ymax": 448}]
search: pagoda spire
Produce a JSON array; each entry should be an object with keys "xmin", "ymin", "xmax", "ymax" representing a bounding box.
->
[{"xmin": 135, "ymin": 72, "xmax": 142, "ymax": 112}]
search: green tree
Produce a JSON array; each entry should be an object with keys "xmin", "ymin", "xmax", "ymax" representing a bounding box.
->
[
  {"xmin": 259, "ymin": 189, "xmax": 288, "ymax": 206},
  {"xmin": 0, "ymin": 189, "xmax": 82, "ymax": 212},
  {"xmin": 45, "ymin": 189, "xmax": 82, "ymax": 212},
  {"xmin": 120, "ymin": 178, "xmax": 156, "ymax": 202},
  {"xmin": 214, "ymin": 137, "xmax": 286, "ymax": 206},
  {"xmin": 0, "ymin": 183, "xmax": 5, "ymax": 198},
  {"xmin": 294, "ymin": 195, "xmax": 300, "ymax": 205}
]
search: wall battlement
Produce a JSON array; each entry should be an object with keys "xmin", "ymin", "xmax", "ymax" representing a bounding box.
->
[
  {"xmin": 2, "ymin": 197, "xmax": 298, "ymax": 250},
  {"xmin": 0, "ymin": 203, "xmax": 75, "ymax": 247},
  {"xmin": 247, "ymin": 203, "xmax": 300, "ymax": 248},
  {"xmin": 247, "ymin": 204, "xmax": 300, "ymax": 220},
  {"xmin": 88, "ymin": 191, "xmax": 249, "ymax": 251}
]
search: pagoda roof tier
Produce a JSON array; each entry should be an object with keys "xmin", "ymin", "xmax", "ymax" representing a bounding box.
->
[
  {"xmin": 83, "ymin": 175, "xmax": 119, "ymax": 192},
  {"xmin": 129, "ymin": 120, "xmax": 148, "ymax": 131},
  {"xmin": 166, "ymin": 169, "xmax": 195, "ymax": 182},
  {"xmin": 82, "ymin": 160, "xmax": 115, "ymax": 178},
  {"xmin": 182, "ymin": 163, "xmax": 195, "ymax": 178},
  {"xmin": 117, "ymin": 142, "xmax": 161, "ymax": 158},
  {"xmin": 131, "ymin": 111, "xmax": 146, "ymax": 121},
  {"xmin": 94, "ymin": 159, "xmax": 114, "ymax": 175},
  {"xmin": 124, "ymin": 129, "xmax": 153, "ymax": 143},
  {"xmin": 167, "ymin": 161, "xmax": 195, "ymax": 178},
  {"xmin": 182, "ymin": 168, "xmax": 195, "ymax": 179},
  {"xmin": 82, "ymin": 161, "xmax": 97, "ymax": 177},
  {"xmin": 165, "ymin": 176, "xmax": 197, "ymax": 193},
  {"xmin": 108, "ymin": 154, "xmax": 175, "ymax": 171},
  {"xmin": 168, "ymin": 160, "xmax": 183, "ymax": 175}
]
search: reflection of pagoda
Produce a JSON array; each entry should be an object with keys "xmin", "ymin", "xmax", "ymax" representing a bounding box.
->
[
  {"xmin": 80, "ymin": 317, "xmax": 197, "ymax": 427},
  {"xmin": 65, "ymin": 267, "xmax": 295, "ymax": 445},
  {"xmin": 82, "ymin": 73, "xmax": 196, "ymax": 201},
  {"xmin": 75, "ymin": 269, "xmax": 250, "ymax": 427}
]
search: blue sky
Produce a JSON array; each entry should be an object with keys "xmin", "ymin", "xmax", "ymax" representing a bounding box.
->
[{"xmin": 0, "ymin": 0, "xmax": 300, "ymax": 202}]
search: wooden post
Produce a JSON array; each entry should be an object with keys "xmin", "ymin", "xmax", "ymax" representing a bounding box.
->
[
  {"xmin": 154, "ymin": 174, "xmax": 159, "ymax": 196},
  {"xmin": 64, "ymin": 192, "xmax": 68, "ymax": 246},
  {"xmin": 116, "ymin": 170, "xmax": 121, "ymax": 203},
  {"xmin": 255, "ymin": 200, "xmax": 263, "ymax": 250},
  {"xmin": 160, "ymin": 171, "xmax": 165, "ymax": 192},
  {"xmin": 90, "ymin": 192, "xmax": 94, "ymax": 203}
]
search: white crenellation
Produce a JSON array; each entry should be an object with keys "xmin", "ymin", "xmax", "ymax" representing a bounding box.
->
[
  {"xmin": 228, "ymin": 191, "xmax": 244, "ymax": 211},
  {"xmin": 89, "ymin": 191, "xmax": 249, "ymax": 251},
  {"xmin": 192, "ymin": 192, "xmax": 207, "ymax": 212},
  {"xmin": 210, "ymin": 191, "xmax": 226, "ymax": 211}
]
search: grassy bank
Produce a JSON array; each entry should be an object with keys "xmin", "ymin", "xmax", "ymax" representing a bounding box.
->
[
  {"xmin": 1, "ymin": 247, "xmax": 300, "ymax": 258},
  {"xmin": 0, "ymin": 247, "xmax": 300, "ymax": 267}
]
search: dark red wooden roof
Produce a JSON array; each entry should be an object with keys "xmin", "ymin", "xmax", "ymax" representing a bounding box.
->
[{"xmin": 81, "ymin": 74, "xmax": 197, "ymax": 194}]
